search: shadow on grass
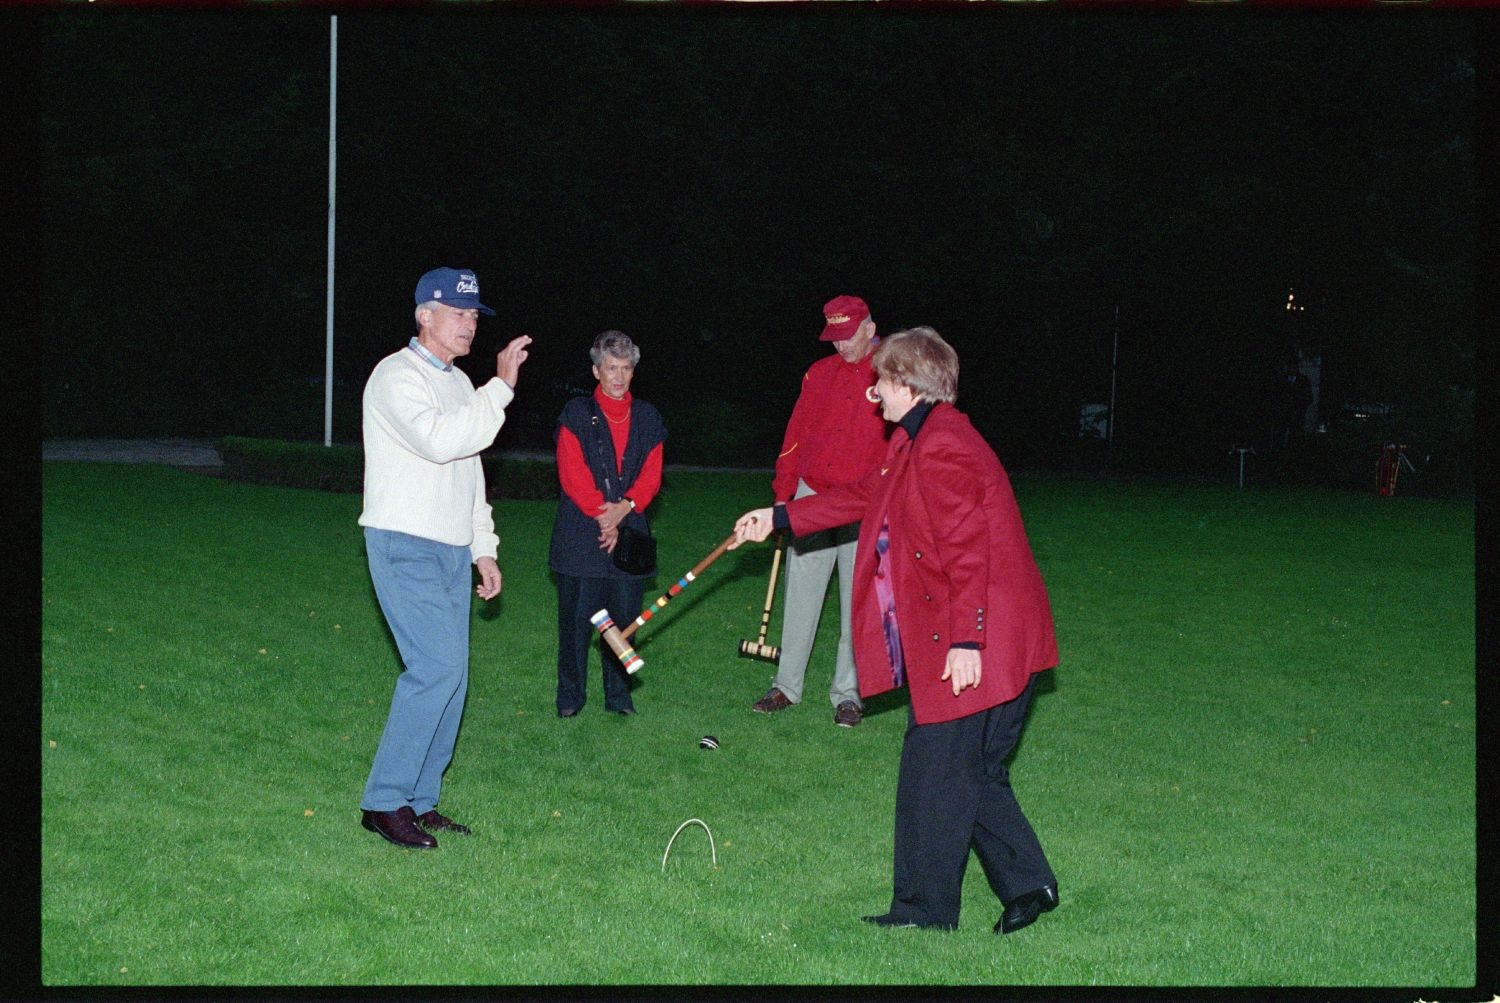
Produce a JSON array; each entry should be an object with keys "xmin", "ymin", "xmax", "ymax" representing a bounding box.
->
[{"xmin": 862, "ymin": 688, "xmax": 910, "ymax": 722}]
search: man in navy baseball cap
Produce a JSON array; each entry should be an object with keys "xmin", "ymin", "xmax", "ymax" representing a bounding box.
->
[
  {"xmin": 356, "ymin": 266, "xmax": 530, "ymax": 849},
  {"xmin": 414, "ymin": 267, "xmax": 496, "ymax": 316}
]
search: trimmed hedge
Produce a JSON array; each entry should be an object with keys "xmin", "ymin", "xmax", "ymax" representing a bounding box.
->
[
  {"xmin": 216, "ymin": 437, "xmax": 559, "ymax": 500},
  {"xmin": 481, "ymin": 455, "xmax": 560, "ymax": 500}
]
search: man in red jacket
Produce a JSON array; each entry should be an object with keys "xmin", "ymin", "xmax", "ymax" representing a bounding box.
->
[
  {"xmin": 732, "ymin": 327, "xmax": 1059, "ymax": 934},
  {"xmin": 753, "ymin": 295, "xmax": 890, "ymax": 727}
]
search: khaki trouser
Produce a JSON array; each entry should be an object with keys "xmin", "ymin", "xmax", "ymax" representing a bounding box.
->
[{"xmin": 770, "ymin": 479, "xmax": 862, "ymax": 708}]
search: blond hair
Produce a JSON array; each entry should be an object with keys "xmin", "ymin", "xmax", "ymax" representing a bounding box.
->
[{"xmin": 872, "ymin": 327, "xmax": 958, "ymax": 403}]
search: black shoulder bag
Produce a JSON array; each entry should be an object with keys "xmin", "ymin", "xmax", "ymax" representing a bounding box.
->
[{"xmin": 612, "ymin": 521, "xmax": 657, "ymax": 576}]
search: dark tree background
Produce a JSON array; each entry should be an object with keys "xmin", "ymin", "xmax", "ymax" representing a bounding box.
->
[{"xmin": 35, "ymin": 8, "xmax": 1478, "ymax": 491}]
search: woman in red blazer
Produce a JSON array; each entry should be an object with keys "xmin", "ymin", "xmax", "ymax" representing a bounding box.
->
[{"xmin": 733, "ymin": 327, "xmax": 1059, "ymax": 934}]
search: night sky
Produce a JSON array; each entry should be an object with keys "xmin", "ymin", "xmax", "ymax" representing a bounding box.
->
[{"xmin": 32, "ymin": 7, "xmax": 1480, "ymax": 477}]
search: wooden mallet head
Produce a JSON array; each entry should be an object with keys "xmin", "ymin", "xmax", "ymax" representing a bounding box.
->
[
  {"xmin": 737, "ymin": 639, "xmax": 781, "ymax": 663},
  {"xmin": 591, "ymin": 609, "xmax": 645, "ymax": 675}
]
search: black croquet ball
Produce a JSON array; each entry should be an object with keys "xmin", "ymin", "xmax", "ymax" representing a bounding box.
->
[{"xmin": 699, "ymin": 735, "xmax": 719, "ymax": 750}]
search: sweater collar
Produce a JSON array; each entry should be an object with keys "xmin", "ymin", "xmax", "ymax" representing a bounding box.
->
[
  {"xmin": 594, "ymin": 384, "xmax": 633, "ymax": 419},
  {"xmin": 408, "ymin": 337, "xmax": 453, "ymax": 372}
]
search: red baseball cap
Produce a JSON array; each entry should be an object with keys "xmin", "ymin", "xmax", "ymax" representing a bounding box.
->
[{"xmin": 819, "ymin": 295, "xmax": 871, "ymax": 341}]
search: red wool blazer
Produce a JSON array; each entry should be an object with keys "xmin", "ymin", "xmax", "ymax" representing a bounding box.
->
[{"xmin": 785, "ymin": 402, "xmax": 1058, "ymax": 725}]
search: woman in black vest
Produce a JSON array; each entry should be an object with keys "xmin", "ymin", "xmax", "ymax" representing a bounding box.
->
[{"xmin": 549, "ymin": 331, "xmax": 667, "ymax": 717}]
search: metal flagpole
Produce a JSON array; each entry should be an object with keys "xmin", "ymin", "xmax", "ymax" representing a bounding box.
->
[{"xmin": 323, "ymin": 15, "xmax": 338, "ymax": 447}]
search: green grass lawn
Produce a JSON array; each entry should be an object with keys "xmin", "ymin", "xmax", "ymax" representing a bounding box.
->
[{"xmin": 40, "ymin": 462, "xmax": 1475, "ymax": 988}]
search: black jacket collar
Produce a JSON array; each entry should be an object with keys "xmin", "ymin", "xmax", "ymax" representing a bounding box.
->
[{"xmin": 898, "ymin": 400, "xmax": 937, "ymax": 441}]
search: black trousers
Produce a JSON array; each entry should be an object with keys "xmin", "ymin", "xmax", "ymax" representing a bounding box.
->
[
  {"xmin": 555, "ymin": 573, "xmax": 644, "ymax": 714},
  {"xmin": 888, "ymin": 675, "xmax": 1054, "ymax": 928}
]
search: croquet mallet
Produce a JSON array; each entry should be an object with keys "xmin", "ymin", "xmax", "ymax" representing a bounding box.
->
[
  {"xmin": 737, "ymin": 531, "xmax": 783, "ymax": 663},
  {"xmin": 592, "ymin": 532, "xmax": 739, "ymax": 675}
]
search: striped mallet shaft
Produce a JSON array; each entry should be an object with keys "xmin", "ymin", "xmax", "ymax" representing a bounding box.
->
[
  {"xmin": 591, "ymin": 609, "xmax": 645, "ymax": 675},
  {"xmin": 589, "ymin": 532, "xmax": 739, "ymax": 675},
  {"xmin": 620, "ymin": 532, "xmax": 739, "ymax": 639},
  {"xmin": 627, "ymin": 576, "xmax": 691, "ymax": 633}
]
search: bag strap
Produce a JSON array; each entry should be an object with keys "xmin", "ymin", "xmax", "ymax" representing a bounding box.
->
[{"xmin": 585, "ymin": 398, "xmax": 621, "ymax": 502}]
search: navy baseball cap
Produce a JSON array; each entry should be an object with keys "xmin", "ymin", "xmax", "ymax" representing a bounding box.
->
[{"xmin": 414, "ymin": 267, "xmax": 495, "ymax": 315}]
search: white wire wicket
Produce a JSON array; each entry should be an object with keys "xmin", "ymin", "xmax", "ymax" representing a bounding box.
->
[{"xmin": 661, "ymin": 818, "xmax": 718, "ymax": 872}]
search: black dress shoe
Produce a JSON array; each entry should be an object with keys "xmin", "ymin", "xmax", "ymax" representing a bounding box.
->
[
  {"xmin": 416, "ymin": 810, "xmax": 471, "ymax": 835},
  {"xmin": 361, "ymin": 806, "xmax": 437, "ymax": 848},
  {"xmin": 862, "ymin": 913, "xmax": 916, "ymax": 928},
  {"xmin": 558, "ymin": 707, "xmax": 580, "ymax": 718},
  {"xmin": 862, "ymin": 913, "xmax": 955, "ymax": 931},
  {"xmin": 996, "ymin": 884, "xmax": 1058, "ymax": 934}
]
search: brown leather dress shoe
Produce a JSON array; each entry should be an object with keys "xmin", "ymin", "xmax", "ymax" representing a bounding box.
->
[
  {"xmin": 751, "ymin": 688, "xmax": 794, "ymax": 713},
  {"xmin": 416, "ymin": 809, "xmax": 471, "ymax": 835},
  {"xmin": 834, "ymin": 701, "xmax": 863, "ymax": 727},
  {"xmin": 361, "ymin": 806, "xmax": 437, "ymax": 848}
]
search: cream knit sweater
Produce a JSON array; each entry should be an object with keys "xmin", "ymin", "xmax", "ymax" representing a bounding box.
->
[{"xmin": 357, "ymin": 346, "xmax": 515, "ymax": 561}]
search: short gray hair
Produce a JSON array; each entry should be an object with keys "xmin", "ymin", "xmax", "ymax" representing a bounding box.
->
[
  {"xmin": 414, "ymin": 301, "xmax": 441, "ymax": 329},
  {"xmin": 590, "ymin": 330, "xmax": 640, "ymax": 367}
]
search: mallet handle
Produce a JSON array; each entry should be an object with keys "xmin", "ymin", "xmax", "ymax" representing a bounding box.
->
[
  {"xmin": 754, "ymin": 532, "xmax": 784, "ymax": 645},
  {"xmin": 621, "ymin": 532, "xmax": 740, "ymax": 640}
]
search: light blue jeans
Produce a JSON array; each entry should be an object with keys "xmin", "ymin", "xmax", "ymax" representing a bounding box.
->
[{"xmin": 361, "ymin": 527, "xmax": 472, "ymax": 815}]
